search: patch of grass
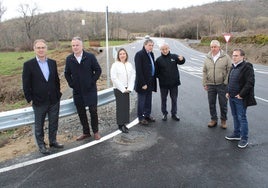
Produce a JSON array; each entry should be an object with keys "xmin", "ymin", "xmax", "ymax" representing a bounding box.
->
[
  {"xmin": 1, "ymin": 100, "xmax": 29, "ymax": 111},
  {"xmin": 0, "ymin": 129, "xmax": 15, "ymax": 148},
  {"xmin": 0, "ymin": 51, "xmax": 34, "ymax": 75},
  {"xmin": 101, "ymin": 40, "xmax": 130, "ymax": 46},
  {"xmin": 0, "ymin": 135, "xmax": 9, "ymax": 148},
  {"xmin": 0, "ymin": 40, "xmax": 130, "ymax": 76}
]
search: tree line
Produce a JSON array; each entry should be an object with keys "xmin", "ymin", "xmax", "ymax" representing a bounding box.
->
[{"xmin": 0, "ymin": 0, "xmax": 267, "ymax": 50}]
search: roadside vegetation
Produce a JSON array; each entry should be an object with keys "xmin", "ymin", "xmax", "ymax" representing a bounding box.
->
[{"xmin": 0, "ymin": 40, "xmax": 128, "ymax": 111}]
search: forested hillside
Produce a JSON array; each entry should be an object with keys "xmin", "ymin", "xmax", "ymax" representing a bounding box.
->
[{"xmin": 0, "ymin": 0, "xmax": 267, "ymax": 50}]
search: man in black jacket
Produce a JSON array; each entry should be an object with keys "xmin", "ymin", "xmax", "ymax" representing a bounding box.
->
[
  {"xmin": 65, "ymin": 37, "xmax": 102, "ymax": 141},
  {"xmin": 22, "ymin": 39, "xmax": 63, "ymax": 155},
  {"xmin": 225, "ymin": 49, "xmax": 257, "ymax": 148},
  {"xmin": 134, "ymin": 39, "xmax": 157, "ymax": 125},
  {"xmin": 155, "ymin": 43, "xmax": 185, "ymax": 121}
]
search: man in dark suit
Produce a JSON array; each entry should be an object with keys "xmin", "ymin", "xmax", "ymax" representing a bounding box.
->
[
  {"xmin": 22, "ymin": 39, "xmax": 63, "ymax": 155},
  {"xmin": 65, "ymin": 37, "xmax": 102, "ymax": 141},
  {"xmin": 134, "ymin": 39, "xmax": 157, "ymax": 125}
]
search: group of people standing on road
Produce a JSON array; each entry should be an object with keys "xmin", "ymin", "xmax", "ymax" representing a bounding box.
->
[
  {"xmin": 111, "ymin": 39, "xmax": 186, "ymax": 131},
  {"xmin": 22, "ymin": 37, "xmax": 256, "ymax": 154}
]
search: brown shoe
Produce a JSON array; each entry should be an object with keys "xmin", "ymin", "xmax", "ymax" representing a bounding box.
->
[
  {"xmin": 139, "ymin": 119, "xmax": 149, "ymax": 125},
  {"xmin": 76, "ymin": 134, "xmax": 91, "ymax": 141},
  {"xmin": 208, "ymin": 120, "xmax": 217, "ymax": 127},
  {"xmin": 145, "ymin": 116, "xmax": 156, "ymax": 122},
  {"xmin": 220, "ymin": 120, "xmax": 227, "ymax": 129},
  {"xmin": 94, "ymin": 132, "xmax": 101, "ymax": 140}
]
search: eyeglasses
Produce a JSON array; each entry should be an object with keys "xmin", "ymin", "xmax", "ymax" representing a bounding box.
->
[
  {"xmin": 232, "ymin": 55, "xmax": 240, "ymax": 57},
  {"xmin": 35, "ymin": 46, "xmax": 46, "ymax": 49}
]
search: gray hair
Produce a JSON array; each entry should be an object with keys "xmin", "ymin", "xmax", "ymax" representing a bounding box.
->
[
  {"xmin": 159, "ymin": 42, "xmax": 169, "ymax": 49},
  {"xmin": 72, "ymin": 36, "xmax": 82, "ymax": 41},
  {"xmin": 72, "ymin": 36, "xmax": 83, "ymax": 45},
  {"xmin": 143, "ymin": 38, "xmax": 154, "ymax": 46},
  {"xmin": 33, "ymin": 39, "xmax": 47, "ymax": 49},
  {"xmin": 210, "ymin": 40, "xmax": 220, "ymax": 47}
]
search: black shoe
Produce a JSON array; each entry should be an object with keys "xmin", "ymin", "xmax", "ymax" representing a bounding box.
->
[
  {"xmin": 172, "ymin": 115, "xmax": 180, "ymax": 121},
  {"xmin": 122, "ymin": 125, "xmax": 129, "ymax": 133},
  {"xmin": 39, "ymin": 146, "xmax": 51, "ymax": 155},
  {"xmin": 50, "ymin": 142, "xmax": 64, "ymax": 149},
  {"xmin": 124, "ymin": 125, "xmax": 129, "ymax": 131},
  {"xmin": 145, "ymin": 116, "xmax": 156, "ymax": 122},
  {"xmin": 162, "ymin": 114, "xmax": 167, "ymax": 121},
  {"xmin": 119, "ymin": 125, "xmax": 129, "ymax": 133}
]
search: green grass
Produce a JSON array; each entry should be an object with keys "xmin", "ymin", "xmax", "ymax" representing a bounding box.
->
[
  {"xmin": 2, "ymin": 100, "xmax": 29, "ymax": 111},
  {"xmin": 54, "ymin": 40, "xmax": 128, "ymax": 48},
  {"xmin": 0, "ymin": 51, "xmax": 34, "ymax": 75},
  {"xmin": 100, "ymin": 40, "xmax": 130, "ymax": 46},
  {"xmin": 0, "ymin": 40, "xmax": 130, "ymax": 76},
  {"xmin": 0, "ymin": 129, "xmax": 16, "ymax": 147},
  {"xmin": 0, "ymin": 40, "xmax": 130, "ymax": 111}
]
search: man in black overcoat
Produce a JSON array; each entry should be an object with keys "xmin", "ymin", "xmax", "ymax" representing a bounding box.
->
[
  {"xmin": 134, "ymin": 39, "xmax": 157, "ymax": 125},
  {"xmin": 65, "ymin": 37, "xmax": 102, "ymax": 140}
]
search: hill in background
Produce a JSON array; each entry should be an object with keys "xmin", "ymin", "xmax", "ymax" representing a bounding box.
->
[{"xmin": 0, "ymin": 0, "xmax": 267, "ymax": 50}]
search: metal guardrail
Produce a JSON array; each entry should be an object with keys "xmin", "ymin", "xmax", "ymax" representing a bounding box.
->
[{"xmin": 0, "ymin": 88, "xmax": 115, "ymax": 131}]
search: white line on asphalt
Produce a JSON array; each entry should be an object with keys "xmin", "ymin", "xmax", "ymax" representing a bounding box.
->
[
  {"xmin": 180, "ymin": 67, "xmax": 268, "ymax": 103},
  {"xmin": 0, "ymin": 118, "xmax": 139, "ymax": 174},
  {"xmin": 255, "ymin": 96, "xmax": 268, "ymax": 103}
]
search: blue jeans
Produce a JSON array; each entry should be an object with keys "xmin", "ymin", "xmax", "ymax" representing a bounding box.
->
[
  {"xmin": 137, "ymin": 91, "xmax": 152, "ymax": 121},
  {"xmin": 229, "ymin": 97, "xmax": 248, "ymax": 140}
]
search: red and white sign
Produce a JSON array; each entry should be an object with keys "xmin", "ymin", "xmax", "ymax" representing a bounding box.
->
[{"xmin": 223, "ymin": 33, "xmax": 232, "ymax": 43}]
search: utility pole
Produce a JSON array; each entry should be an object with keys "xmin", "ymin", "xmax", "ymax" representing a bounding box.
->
[
  {"xmin": 196, "ymin": 23, "xmax": 199, "ymax": 40},
  {"xmin": 105, "ymin": 6, "xmax": 110, "ymax": 88}
]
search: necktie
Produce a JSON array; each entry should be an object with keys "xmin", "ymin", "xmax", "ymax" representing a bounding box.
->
[{"xmin": 148, "ymin": 53, "xmax": 155, "ymax": 76}]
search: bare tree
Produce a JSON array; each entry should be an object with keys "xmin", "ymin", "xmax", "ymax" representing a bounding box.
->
[
  {"xmin": 221, "ymin": 6, "xmax": 241, "ymax": 33},
  {"xmin": 17, "ymin": 3, "xmax": 41, "ymax": 49},
  {"xmin": 0, "ymin": 0, "xmax": 7, "ymax": 22}
]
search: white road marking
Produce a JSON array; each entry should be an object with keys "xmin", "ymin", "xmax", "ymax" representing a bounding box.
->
[
  {"xmin": 0, "ymin": 118, "xmax": 139, "ymax": 173},
  {"xmin": 180, "ymin": 66, "xmax": 268, "ymax": 103},
  {"xmin": 255, "ymin": 96, "xmax": 268, "ymax": 103}
]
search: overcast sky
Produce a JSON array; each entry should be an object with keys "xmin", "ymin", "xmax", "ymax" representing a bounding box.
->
[{"xmin": 2, "ymin": 0, "xmax": 220, "ymax": 21}]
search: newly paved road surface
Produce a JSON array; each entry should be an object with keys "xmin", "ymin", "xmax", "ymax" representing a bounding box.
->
[{"xmin": 1, "ymin": 38, "xmax": 267, "ymax": 188}]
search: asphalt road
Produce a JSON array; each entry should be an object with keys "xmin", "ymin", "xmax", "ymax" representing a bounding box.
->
[{"xmin": 0, "ymin": 38, "xmax": 268, "ymax": 188}]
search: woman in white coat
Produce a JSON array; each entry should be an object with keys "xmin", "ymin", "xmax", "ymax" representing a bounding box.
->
[{"xmin": 110, "ymin": 48, "xmax": 136, "ymax": 133}]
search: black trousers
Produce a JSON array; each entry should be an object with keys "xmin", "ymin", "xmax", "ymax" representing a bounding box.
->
[
  {"xmin": 160, "ymin": 86, "xmax": 178, "ymax": 116},
  {"xmin": 207, "ymin": 84, "xmax": 228, "ymax": 121},
  {"xmin": 32, "ymin": 101, "xmax": 60, "ymax": 148},
  {"xmin": 114, "ymin": 89, "xmax": 130, "ymax": 125},
  {"xmin": 76, "ymin": 104, "xmax": 98, "ymax": 134}
]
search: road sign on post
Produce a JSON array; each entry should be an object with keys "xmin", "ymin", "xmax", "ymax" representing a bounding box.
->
[{"xmin": 223, "ymin": 33, "xmax": 232, "ymax": 53}]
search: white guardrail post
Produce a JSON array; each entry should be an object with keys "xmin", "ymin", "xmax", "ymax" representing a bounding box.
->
[{"xmin": 0, "ymin": 88, "xmax": 115, "ymax": 131}]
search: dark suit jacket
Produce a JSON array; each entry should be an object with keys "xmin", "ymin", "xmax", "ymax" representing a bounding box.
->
[
  {"xmin": 64, "ymin": 50, "xmax": 102, "ymax": 107},
  {"xmin": 22, "ymin": 57, "xmax": 62, "ymax": 106},
  {"xmin": 134, "ymin": 47, "xmax": 157, "ymax": 93}
]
